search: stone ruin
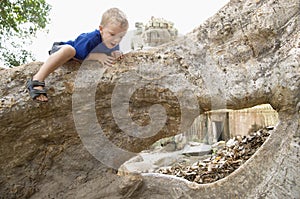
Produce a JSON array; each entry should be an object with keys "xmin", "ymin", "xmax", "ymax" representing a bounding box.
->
[
  {"xmin": 0, "ymin": 0, "xmax": 299, "ymax": 198},
  {"xmin": 131, "ymin": 16, "xmax": 178, "ymax": 50}
]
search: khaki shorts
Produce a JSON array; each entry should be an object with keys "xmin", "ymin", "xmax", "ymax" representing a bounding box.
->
[
  {"xmin": 48, "ymin": 42, "xmax": 81, "ymax": 62},
  {"xmin": 48, "ymin": 42, "xmax": 63, "ymax": 55}
]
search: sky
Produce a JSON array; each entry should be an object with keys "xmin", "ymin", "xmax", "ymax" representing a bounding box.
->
[{"xmin": 29, "ymin": 0, "xmax": 229, "ymax": 62}]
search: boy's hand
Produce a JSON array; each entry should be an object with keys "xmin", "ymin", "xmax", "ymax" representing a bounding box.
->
[
  {"xmin": 111, "ymin": 50, "xmax": 123, "ymax": 60},
  {"xmin": 87, "ymin": 53, "xmax": 115, "ymax": 66}
]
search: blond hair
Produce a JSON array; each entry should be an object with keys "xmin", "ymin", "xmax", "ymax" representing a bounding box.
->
[{"xmin": 100, "ymin": 8, "xmax": 128, "ymax": 29}]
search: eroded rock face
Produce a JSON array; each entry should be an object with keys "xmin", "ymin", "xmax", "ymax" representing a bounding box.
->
[{"xmin": 0, "ymin": 0, "xmax": 299, "ymax": 198}]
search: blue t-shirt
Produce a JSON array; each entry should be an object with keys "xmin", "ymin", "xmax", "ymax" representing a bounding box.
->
[{"xmin": 60, "ymin": 29, "xmax": 119, "ymax": 60}]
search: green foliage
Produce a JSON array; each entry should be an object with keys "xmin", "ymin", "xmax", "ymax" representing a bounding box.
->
[{"xmin": 0, "ymin": 0, "xmax": 51, "ymax": 67}]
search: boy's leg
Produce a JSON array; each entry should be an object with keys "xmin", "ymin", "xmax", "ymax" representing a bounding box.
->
[{"xmin": 32, "ymin": 45, "xmax": 76, "ymax": 102}]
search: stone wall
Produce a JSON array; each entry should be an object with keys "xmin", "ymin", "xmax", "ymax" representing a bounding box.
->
[
  {"xmin": 184, "ymin": 104, "xmax": 279, "ymax": 144},
  {"xmin": 229, "ymin": 104, "xmax": 279, "ymax": 136}
]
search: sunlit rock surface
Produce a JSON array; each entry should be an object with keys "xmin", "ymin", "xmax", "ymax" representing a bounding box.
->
[{"xmin": 0, "ymin": 0, "xmax": 299, "ymax": 198}]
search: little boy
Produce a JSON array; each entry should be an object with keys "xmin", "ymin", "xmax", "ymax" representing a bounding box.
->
[{"xmin": 26, "ymin": 8, "xmax": 128, "ymax": 102}]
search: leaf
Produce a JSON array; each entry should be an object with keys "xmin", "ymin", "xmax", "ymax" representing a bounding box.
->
[{"xmin": 0, "ymin": 0, "xmax": 51, "ymax": 67}]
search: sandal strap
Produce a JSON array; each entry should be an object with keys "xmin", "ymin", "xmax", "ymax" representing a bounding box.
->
[
  {"xmin": 26, "ymin": 79, "xmax": 45, "ymax": 88},
  {"xmin": 28, "ymin": 88, "xmax": 48, "ymax": 100},
  {"xmin": 30, "ymin": 88, "xmax": 47, "ymax": 95}
]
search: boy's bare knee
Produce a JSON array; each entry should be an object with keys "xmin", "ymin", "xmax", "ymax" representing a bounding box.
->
[{"xmin": 61, "ymin": 45, "xmax": 76, "ymax": 57}]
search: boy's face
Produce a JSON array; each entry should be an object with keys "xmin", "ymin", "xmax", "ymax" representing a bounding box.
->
[{"xmin": 99, "ymin": 22, "xmax": 128, "ymax": 49}]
